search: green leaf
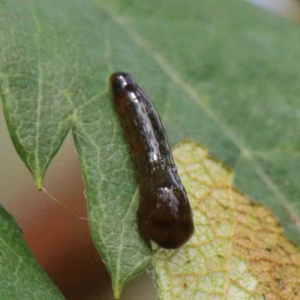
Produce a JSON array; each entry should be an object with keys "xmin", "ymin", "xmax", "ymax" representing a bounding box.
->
[
  {"xmin": 0, "ymin": 1, "xmax": 152, "ymax": 297},
  {"xmin": 1, "ymin": 0, "xmax": 300, "ymax": 297},
  {"xmin": 73, "ymin": 106, "xmax": 152, "ymax": 297},
  {"xmin": 0, "ymin": 205, "xmax": 63, "ymax": 299}
]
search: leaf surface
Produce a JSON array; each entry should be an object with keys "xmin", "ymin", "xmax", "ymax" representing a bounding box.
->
[
  {"xmin": 1, "ymin": 0, "xmax": 300, "ymax": 297},
  {"xmin": 0, "ymin": 205, "xmax": 63, "ymax": 299},
  {"xmin": 153, "ymin": 141, "xmax": 300, "ymax": 299}
]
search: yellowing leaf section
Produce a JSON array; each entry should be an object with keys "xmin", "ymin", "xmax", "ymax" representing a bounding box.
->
[{"xmin": 153, "ymin": 141, "xmax": 300, "ymax": 300}]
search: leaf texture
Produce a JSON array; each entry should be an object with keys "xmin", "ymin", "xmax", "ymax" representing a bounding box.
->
[{"xmin": 154, "ymin": 141, "xmax": 300, "ymax": 300}]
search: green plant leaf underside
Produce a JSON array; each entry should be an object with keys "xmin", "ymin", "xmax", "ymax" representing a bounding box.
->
[
  {"xmin": 1, "ymin": 0, "xmax": 300, "ymax": 297},
  {"xmin": 0, "ymin": 205, "xmax": 63, "ymax": 299}
]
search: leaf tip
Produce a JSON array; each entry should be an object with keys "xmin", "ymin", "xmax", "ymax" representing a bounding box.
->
[
  {"xmin": 113, "ymin": 288, "xmax": 122, "ymax": 299},
  {"xmin": 34, "ymin": 177, "xmax": 43, "ymax": 191},
  {"xmin": 112, "ymin": 282, "xmax": 124, "ymax": 300}
]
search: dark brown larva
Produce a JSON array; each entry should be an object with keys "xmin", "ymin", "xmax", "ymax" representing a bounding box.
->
[{"xmin": 110, "ymin": 72, "xmax": 194, "ymax": 249}]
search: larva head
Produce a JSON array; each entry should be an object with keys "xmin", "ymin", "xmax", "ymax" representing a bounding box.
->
[
  {"xmin": 110, "ymin": 72, "xmax": 135, "ymax": 98},
  {"xmin": 138, "ymin": 179, "xmax": 194, "ymax": 249}
]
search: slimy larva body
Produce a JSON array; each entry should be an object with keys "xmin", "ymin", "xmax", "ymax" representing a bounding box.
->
[{"xmin": 110, "ymin": 72, "xmax": 194, "ymax": 249}]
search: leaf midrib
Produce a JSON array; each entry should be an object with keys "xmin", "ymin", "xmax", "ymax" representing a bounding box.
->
[{"xmin": 30, "ymin": 0, "xmax": 44, "ymax": 187}]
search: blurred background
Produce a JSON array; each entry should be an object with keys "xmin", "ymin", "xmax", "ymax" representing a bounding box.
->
[
  {"xmin": 0, "ymin": 1, "xmax": 299, "ymax": 299},
  {"xmin": 250, "ymin": 0, "xmax": 300, "ymax": 21}
]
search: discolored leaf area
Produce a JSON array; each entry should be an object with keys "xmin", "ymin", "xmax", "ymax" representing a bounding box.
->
[
  {"xmin": 153, "ymin": 141, "xmax": 300, "ymax": 300},
  {"xmin": 1, "ymin": 0, "xmax": 300, "ymax": 297},
  {"xmin": 0, "ymin": 205, "xmax": 63, "ymax": 299}
]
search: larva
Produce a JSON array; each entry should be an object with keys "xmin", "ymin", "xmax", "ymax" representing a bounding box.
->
[{"xmin": 110, "ymin": 72, "xmax": 194, "ymax": 249}]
